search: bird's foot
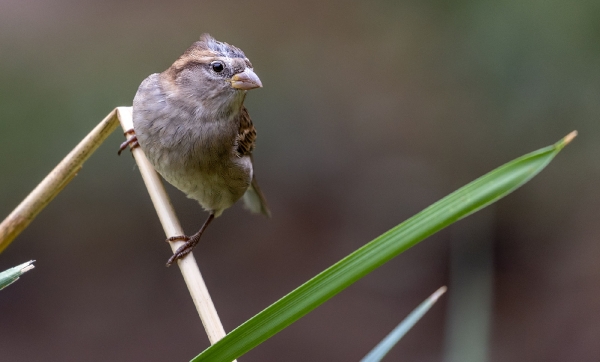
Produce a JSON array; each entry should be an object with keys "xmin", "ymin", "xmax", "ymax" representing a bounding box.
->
[
  {"xmin": 166, "ymin": 233, "xmax": 200, "ymax": 267},
  {"xmin": 118, "ymin": 129, "xmax": 139, "ymax": 155},
  {"xmin": 165, "ymin": 213, "xmax": 215, "ymax": 267}
]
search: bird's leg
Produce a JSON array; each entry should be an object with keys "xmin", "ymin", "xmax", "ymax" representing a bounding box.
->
[
  {"xmin": 166, "ymin": 213, "xmax": 215, "ymax": 267},
  {"xmin": 118, "ymin": 128, "xmax": 139, "ymax": 155}
]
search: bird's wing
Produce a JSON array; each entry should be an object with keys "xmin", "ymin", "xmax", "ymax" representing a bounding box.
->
[
  {"xmin": 238, "ymin": 107, "xmax": 271, "ymax": 217},
  {"xmin": 235, "ymin": 106, "xmax": 257, "ymax": 157}
]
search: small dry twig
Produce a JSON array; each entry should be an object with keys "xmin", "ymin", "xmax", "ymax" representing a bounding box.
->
[{"xmin": 0, "ymin": 110, "xmax": 120, "ymax": 253}]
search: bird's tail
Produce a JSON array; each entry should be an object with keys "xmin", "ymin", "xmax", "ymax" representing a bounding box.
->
[{"xmin": 243, "ymin": 176, "xmax": 271, "ymax": 217}]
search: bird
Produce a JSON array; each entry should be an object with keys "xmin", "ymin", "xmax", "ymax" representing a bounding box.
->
[{"xmin": 120, "ymin": 34, "xmax": 270, "ymax": 266}]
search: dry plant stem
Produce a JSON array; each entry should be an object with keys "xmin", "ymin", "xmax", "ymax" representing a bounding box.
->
[
  {"xmin": 116, "ymin": 107, "xmax": 231, "ymax": 347},
  {"xmin": 0, "ymin": 109, "xmax": 120, "ymax": 253}
]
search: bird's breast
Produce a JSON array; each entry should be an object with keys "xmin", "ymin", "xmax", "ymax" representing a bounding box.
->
[{"xmin": 134, "ymin": 107, "xmax": 252, "ymax": 212}]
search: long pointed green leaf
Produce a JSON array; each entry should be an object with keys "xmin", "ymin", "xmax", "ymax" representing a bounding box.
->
[
  {"xmin": 192, "ymin": 132, "xmax": 576, "ymax": 362},
  {"xmin": 361, "ymin": 286, "xmax": 447, "ymax": 362},
  {"xmin": 0, "ymin": 260, "xmax": 35, "ymax": 290}
]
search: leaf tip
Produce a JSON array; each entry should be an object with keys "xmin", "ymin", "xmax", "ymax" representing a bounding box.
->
[
  {"xmin": 557, "ymin": 131, "xmax": 577, "ymax": 149},
  {"xmin": 431, "ymin": 286, "xmax": 447, "ymax": 301},
  {"xmin": 21, "ymin": 262, "xmax": 35, "ymax": 274}
]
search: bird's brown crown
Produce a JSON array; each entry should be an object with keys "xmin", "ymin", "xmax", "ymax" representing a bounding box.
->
[{"xmin": 167, "ymin": 34, "xmax": 249, "ymax": 77}]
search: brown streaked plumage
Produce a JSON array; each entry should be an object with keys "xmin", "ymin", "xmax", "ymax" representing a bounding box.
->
[
  {"xmin": 236, "ymin": 107, "xmax": 256, "ymax": 157},
  {"xmin": 123, "ymin": 34, "xmax": 270, "ymax": 266}
]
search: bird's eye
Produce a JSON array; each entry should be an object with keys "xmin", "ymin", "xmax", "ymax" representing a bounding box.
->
[{"xmin": 211, "ymin": 61, "xmax": 225, "ymax": 73}]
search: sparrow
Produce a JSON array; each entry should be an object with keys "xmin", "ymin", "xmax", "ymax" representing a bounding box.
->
[{"xmin": 120, "ymin": 34, "xmax": 270, "ymax": 266}]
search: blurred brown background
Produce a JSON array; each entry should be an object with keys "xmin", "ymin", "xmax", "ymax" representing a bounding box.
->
[{"xmin": 0, "ymin": 0, "xmax": 597, "ymax": 361}]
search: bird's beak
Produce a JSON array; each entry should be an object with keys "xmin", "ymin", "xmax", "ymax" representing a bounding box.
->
[{"xmin": 230, "ymin": 68, "xmax": 262, "ymax": 90}]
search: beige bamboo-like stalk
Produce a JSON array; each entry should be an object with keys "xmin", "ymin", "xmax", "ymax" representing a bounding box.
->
[
  {"xmin": 116, "ymin": 107, "xmax": 231, "ymax": 348},
  {"xmin": 0, "ymin": 109, "xmax": 120, "ymax": 253},
  {"xmin": 0, "ymin": 107, "xmax": 231, "ymax": 349}
]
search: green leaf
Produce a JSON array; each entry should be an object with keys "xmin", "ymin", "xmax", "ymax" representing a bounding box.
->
[
  {"xmin": 361, "ymin": 286, "xmax": 447, "ymax": 362},
  {"xmin": 192, "ymin": 132, "xmax": 576, "ymax": 362},
  {"xmin": 0, "ymin": 260, "xmax": 35, "ymax": 290}
]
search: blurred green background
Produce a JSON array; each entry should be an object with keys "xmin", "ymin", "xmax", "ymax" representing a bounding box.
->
[{"xmin": 0, "ymin": 0, "xmax": 598, "ymax": 361}]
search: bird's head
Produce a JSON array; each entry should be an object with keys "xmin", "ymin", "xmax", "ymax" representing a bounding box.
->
[{"xmin": 164, "ymin": 34, "xmax": 261, "ymax": 114}]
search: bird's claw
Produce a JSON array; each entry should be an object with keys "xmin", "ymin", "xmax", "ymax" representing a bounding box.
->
[
  {"xmin": 164, "ymin": 213, "xmax": 214, "ymax": 267},
  {"xmin": 165, "ymin": 235, "xmax": 193, "ymax": 266},
  {"xmin": 166, "ymin": 235, "xmax": 190, "ymax": 242},
  {"xmin": 118, "ymin": 129, "xmax": 139, "ymax": 155},
  {"xmin": 166, "ymin": 242, "xmax": 196, "ymax": 267}
]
